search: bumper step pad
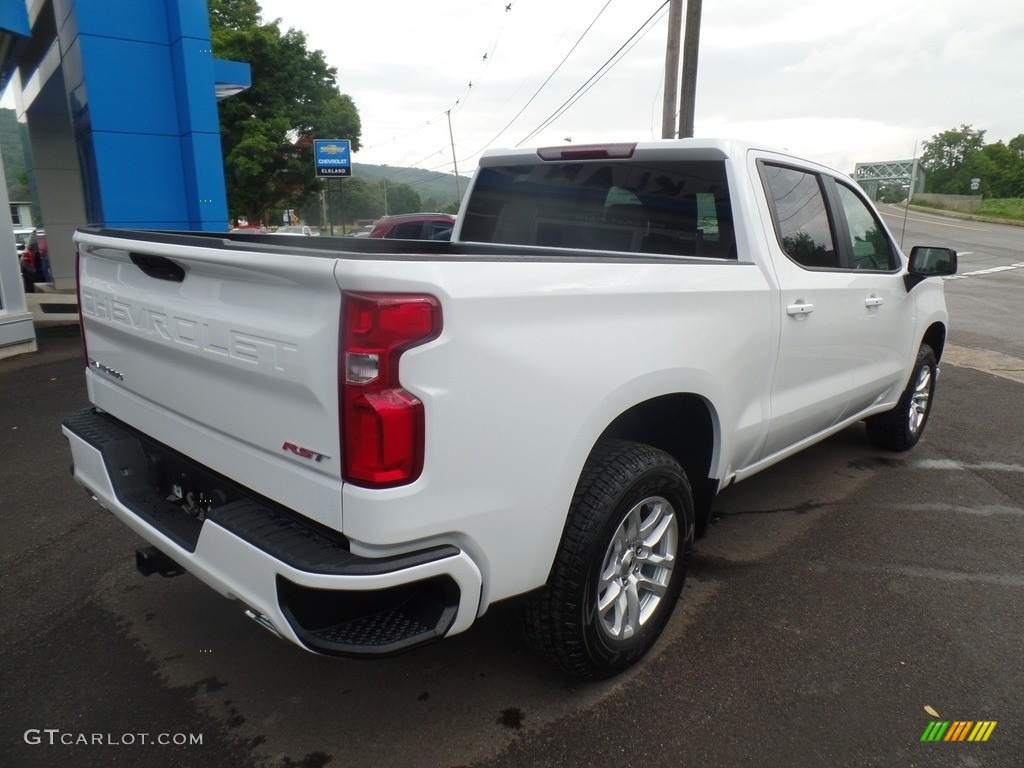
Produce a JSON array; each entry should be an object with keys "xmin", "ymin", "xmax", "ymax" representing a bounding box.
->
[{"xmin": 64, "ymin": 408, "xmax": 462, "ymax": 656}]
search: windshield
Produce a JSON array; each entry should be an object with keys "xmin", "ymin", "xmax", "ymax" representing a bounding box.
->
[{"xmin": 460, "ymin": 159, "xmax": 734, "ymax": 259}]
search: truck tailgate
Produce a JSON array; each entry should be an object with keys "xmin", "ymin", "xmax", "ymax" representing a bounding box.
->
[{"xmin": 75, "ymin": 231, "xmax": 345, "ymax": 525}]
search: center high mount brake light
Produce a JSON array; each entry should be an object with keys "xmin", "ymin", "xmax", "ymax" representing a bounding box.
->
[{"xmin": 537, "ymin": 143, "xmax": 637, "ymax": 162}]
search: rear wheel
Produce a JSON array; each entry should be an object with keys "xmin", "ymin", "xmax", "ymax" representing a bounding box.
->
[
  {"xmin": 867, "ymin": 344, "xmax": 937, "ymax": 451},
  {"xmin": 523, "ymin": 439, "xmax": 694, "ymax": 679}
]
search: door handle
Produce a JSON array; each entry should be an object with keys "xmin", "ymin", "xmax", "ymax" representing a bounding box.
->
[
  {"xmin": 864, "ymin": 295, "xmax": 885, "ymax": 308},
  {"xmin": 786, "ymin": 301, "xmax": 815, "ymax": 316}
]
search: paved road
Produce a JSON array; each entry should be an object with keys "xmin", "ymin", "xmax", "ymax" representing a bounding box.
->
[
  {"xmin": 2, "ymin": 213, "xmax": 1022, "ymax": 767},
  {"xmin": 881, "ymin": 205, "xmax": 1024, "ymax": 359}
]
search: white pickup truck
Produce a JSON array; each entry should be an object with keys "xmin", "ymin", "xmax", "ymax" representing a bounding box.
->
[{"xmin": 63, "ymin": 139, "xmax": 956, "ymax": 678}]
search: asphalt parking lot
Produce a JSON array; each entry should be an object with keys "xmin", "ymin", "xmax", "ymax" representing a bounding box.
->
[{"xmin": 2, "ymin": 303, "xmax": 1022, "ymax": 768}]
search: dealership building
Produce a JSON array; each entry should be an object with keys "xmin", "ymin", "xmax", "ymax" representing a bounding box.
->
[{"xmin": 0, "ymin": 0, "xmax": 249, "ymax": 357}]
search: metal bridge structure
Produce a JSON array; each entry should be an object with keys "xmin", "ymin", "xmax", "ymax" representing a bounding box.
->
[{"xmin": 853, "ymin": 159, "xmax": 926, "ymax": 200}]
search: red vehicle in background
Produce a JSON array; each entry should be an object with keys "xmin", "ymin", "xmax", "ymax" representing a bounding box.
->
[
  {"xmin": 19, "ymin": 229, "xmax": 50, "ymax": 292},
  {"xmin": 368, "ymin": 212, "xmax": 456, "ymax": 241},
  {"xmin": 229, "ymin": 224, "xmax": 269, "ymax": 234}
]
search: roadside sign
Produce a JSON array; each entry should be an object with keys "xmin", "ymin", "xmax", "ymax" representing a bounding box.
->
[{"xmin": 314, "ymin": 139, "xmax": 352, "ymax": 177}]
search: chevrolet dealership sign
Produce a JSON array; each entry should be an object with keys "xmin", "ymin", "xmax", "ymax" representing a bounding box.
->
[{"xmin": 314, "ymin": 139, "xmax": 352, "ymax": 177}]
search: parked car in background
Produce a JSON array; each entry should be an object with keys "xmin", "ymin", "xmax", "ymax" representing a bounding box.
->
[
  {"xmin": 19, "ymin": 229, "xmax": 50, "ymax": 292},
  {"xmin": 13, "ymin": 227, "xmax": 34, "ymax": 255},
  {"xmin": 274, "ymin": 225, "xmax": 315, "ymax": 236},
  {"xmin": 368, "ymin": 212, "xmax": 456, "ymax": 240},
  {"xmin": 345, "ymin": 224, "xmax": 375, "ymax": 237},
  {"xmin": 229, "ymin": 224, "xmax": 269, "ymax": 234}
]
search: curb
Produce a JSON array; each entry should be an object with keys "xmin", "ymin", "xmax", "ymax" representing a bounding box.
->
[{"xmin": 25, "ymin": 290, "xmax": 79, "ymax": 326}]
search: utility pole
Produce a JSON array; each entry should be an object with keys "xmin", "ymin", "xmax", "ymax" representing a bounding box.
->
[
  {"xmin": 679, "ymin": 0, "xmax": 702, "ymax": 138},
  {"xmin": 446, "ymin": 110, "xmax": 462, "ymax": 202},
  {"xmin": 661, "ymin": 0, "xmax": 682, "ymax": 139}
]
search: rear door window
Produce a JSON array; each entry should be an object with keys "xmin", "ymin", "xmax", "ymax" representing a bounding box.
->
[
  {"xmin": 427, "ymin": 222, "xmax": 454, "ymax": 240},
  {"xmin": 759, "ymin": 163, "xmax": 839, "ymax": 269},
  {"xmin": 386, "ymin": 221, "xmax": 424, "ymax": 239}
]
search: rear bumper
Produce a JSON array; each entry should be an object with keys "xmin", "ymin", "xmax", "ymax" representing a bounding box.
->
[{"xmin": 62, "ymin": 408, "xmax": 483, "ymax": 656}]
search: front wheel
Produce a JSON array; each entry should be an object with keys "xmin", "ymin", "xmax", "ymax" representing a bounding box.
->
[
  {"xmin": 866, "ymin": 343, "xmax": 937, "ymax": 451},
  {"xmin": 522, "ymin": 439, "xmax": 694, "ymax": 679}
]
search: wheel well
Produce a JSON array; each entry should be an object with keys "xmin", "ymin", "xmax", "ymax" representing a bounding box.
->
[
  {"xmin": 598, "ymin": 394, "xmax": 717, "ymax": 537},
  {"xmin": 923, "ymin": 322, "xmax": 947, "ymax": 362}
]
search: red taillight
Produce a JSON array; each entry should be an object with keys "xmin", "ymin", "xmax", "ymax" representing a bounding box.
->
[{"xmin": 341, "ymin": 292, "xmax": 442, "ymax": 487}]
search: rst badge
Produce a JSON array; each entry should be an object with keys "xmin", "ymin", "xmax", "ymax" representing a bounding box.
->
[{"xmin": 282, "ymin": 442, "xmax": 330, "ymax": 463}]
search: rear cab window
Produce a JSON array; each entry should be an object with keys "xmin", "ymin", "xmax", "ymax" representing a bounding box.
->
[{"xmin": 460, "ymin": 158, "xmax": 736, "ymax": 259}]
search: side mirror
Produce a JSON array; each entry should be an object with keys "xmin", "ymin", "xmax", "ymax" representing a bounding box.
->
[{"xmin": 905, "ymin": 246, "xmax": 957, "ymax": 291}]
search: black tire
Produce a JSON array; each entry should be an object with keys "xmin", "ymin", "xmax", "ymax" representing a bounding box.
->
[
  {"xmin": 866, "ymin": 344, "xmax": 937, "ymax": 451},
  {"xmin": 522, "ymin": 439, "xmax": 694, "ymax": 679}
]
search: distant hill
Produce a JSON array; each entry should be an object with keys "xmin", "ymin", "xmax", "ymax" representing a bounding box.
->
[
  {"xmin": 0, "ymin": 109, "xmax": 471, "ymax": 218},
  {"xmin": 352, "ymin": 163, "xmax": 471, "ymax": 208}
]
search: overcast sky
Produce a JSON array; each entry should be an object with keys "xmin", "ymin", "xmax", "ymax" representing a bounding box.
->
[
  {"xmin": 0, "ymin": 0, "xmax": 1006, "ymax": 178},
  {"xmin": 253, "ymin": 0, "xmax": 1022, "ymax": 175},
  {"xmin": 0, "ymin": 1, "xmax": 1015, "ymax": 176}
]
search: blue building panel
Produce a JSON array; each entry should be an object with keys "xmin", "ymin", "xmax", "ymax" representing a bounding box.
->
[
  {"xmin": 70, "ymin": 1, "xmax": 175, "ymax": 46},
  {"xmin": 0, "ymin": 0, "xmax": 31, "ymax": 37},
  {"xmin": 0, "ymin": 0, "xmax": 31, "ymax": 92},
  {"xmin": 165, "ymin": 0, "xmax": 214, "ymax": 43},
  {"xmin": 4, "ymin": 0, "xmax": 244, "ymax": 239},
  {"xmin": 91, "ymin": 132, "xmax": 191, "ymax": 227},
  {"xmin": 75, "ymin": 35, "xmax": 180, "ymax": 137},
  {"xmin": 169, "ymin": 37, "xmax": 220, "ymax": 135},
  {"xmin": 179, "ymin": 132, "xmax": 230, "ymax": 230},
  {"xmin": 213, "ymin": 58, "xmax": 252, "ymax": 91}
]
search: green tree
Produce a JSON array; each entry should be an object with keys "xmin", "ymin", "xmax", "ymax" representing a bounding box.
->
[
  {"xmin": 379, "ymin": 181, "xmax": 421, "ymax": 216},
  {"xmin": 1009, "ymin": 134, "xmax": 1024, "ymax": 159},
  {"xmin": 998, "ymin": 134, "xmax": 1024, "ymax": 198},
  {"xmin": 209, "ymin": 0, "xmax": 260, "ymax": 29},
  {"xmin": 326, "ymin": 177, "xmax": 378, "ymax": 225},
  {"xmin": 210, "ymin": 0, "xmax": 361, "ymax": 224},
  {"xmin": 421, "ymin": 195, "xmax": 460, "ymax": 214},
  {"xmin": 0, "ymin": 108, "xmax": 31, "ymax": 204},
  {"xmin": 877, "ymin": 186, "xmax": 905, "ymax": 204},
  {"xmin": 977, "ymin": 141, "xmax": 1019, "ymax": 198},
  {"xmin": 320, "ymin": 178, "xmax": 425, "ymax": 227},
  {"xmin": 921, "ymin": 125, "xmax": 986, "ymax": 194}
]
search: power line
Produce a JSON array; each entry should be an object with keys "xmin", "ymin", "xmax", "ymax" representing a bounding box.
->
[
  {"xmin": 459, "ymin": 0, "xmax": 616, "ymax": 160},
  {"xmin": 516, "ymin": 1, "xmax": 669, "ymax": 147},
  {"xmin": 360, "ymin": 110, "xmax": 451, "ymax": 154},
  {"xmin": 363, "ymin": 2, "xmax": 670, "ymax": 177},
  {"xmin": 450, "ymin": 2, "xmax": 514, "ymax": 116}
]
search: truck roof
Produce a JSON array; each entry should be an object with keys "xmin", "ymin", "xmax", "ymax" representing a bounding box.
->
[{"xmin": 479, "ymin": 138, "xmax": 843, "ymax": 175}]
